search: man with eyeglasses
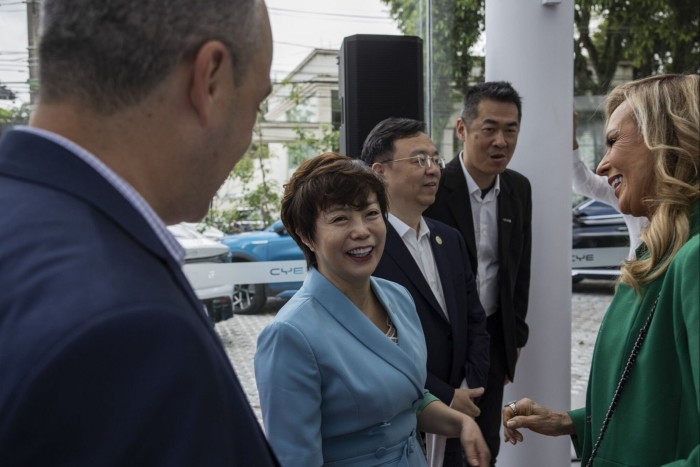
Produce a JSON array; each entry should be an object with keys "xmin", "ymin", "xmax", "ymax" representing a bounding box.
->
[
  {"xmin": 361, "ymin": 117, "xmax": 491, "ymax": 467},
  {"xmin": 424, "ymin": 81, "xmax": 532, "ymax": 466}
]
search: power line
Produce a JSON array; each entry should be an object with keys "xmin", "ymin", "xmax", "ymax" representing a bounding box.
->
[
  {"xmin": 274, "ymin": 40, "xmax": 316, "ymax": 49},
  {"xmin": 268, "ymin": 6, "xmax": 393, "ymax": 22}
]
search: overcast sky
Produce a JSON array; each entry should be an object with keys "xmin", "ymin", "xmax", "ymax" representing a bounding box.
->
[{"xmin": 0, "ymin": 0, "xmax": 400, "ymax": 105}]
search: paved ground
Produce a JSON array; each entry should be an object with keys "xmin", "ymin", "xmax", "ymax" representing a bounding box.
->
[{"xmin": 216, "ymin": 278, "xmax": 616, "ymax": 465}]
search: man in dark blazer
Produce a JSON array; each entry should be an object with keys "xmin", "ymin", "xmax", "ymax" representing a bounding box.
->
[
  {"xmin": 425, "ymin": 82, "xmax": 532, "ymax": 465},
  {"xmin": 424, "ymin": 81, "xmax": 532, "ymax": 465},
  {"xmin": 0, "ymin": 1, "xmax": 278, "ymax": 465},
  {"xmin": 362, "ymin": 118, "xmax": 490, "ymax": 466}
]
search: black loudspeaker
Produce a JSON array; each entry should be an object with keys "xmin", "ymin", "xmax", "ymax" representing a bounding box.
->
[{"xmin": 339, "ymin": 35, "xmax": 424, "ymax": 158}]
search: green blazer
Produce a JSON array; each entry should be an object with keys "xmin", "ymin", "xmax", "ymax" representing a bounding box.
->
[{"xmin": 569, "ymin": 204, "xmax": 699, "ymax": 466}]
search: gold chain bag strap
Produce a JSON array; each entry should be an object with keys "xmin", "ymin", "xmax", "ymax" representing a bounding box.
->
[{"xmin": 586, "ymin": 295, "xmax": 660, "ymax": 467}]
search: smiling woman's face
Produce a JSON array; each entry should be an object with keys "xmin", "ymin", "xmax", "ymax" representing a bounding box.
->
[
  {"xmin": 596, "ymin": 101, "xmax": 656, "ymax": 218},
  {"xmin": 304, "ymin": 195, "xmax": 386, "ymax": 293}
]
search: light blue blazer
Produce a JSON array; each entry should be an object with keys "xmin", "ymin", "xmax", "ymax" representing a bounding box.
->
[{"xmin": 255, "ymin": 268, "xmax": 430, "ymax": 467}]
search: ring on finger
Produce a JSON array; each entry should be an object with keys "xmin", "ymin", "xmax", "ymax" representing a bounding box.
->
[{"xmin": 505, "ymin": 400, "xmax": 518, "ymax": 416}]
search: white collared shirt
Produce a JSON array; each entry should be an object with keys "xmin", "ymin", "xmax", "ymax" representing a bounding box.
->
[
  {"xmin": 459, "ymin": 153, "xmax": 499, "ymax": 317},
  {"xmin": 14, "ymin": 126, "xmax": 186, "ymax": 265},
  {"xmin": 387, "ymin": 213, "xmax": 448, "ymax": 319}
]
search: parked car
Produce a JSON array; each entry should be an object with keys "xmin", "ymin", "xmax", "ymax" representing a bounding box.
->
[
  {"xmin": 221, "ymin": 220, "xmax": 304, "ymax": 314},
  {"xmin": 217, "ymin": 202, "xmax": 626, "ymax": 311},
  {"xmin": 571, "ymin": 199, "xmax": 629, "ymax": 282},
  {"xmin": 167, "ymin": 223, "xmax": 234, "ymax": 322},
  {"xmin": 181, "ymin": 222, "xmax": 226, "ymax": 242}
]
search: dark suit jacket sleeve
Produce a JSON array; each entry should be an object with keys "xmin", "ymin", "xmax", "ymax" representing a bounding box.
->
[
  {"xmin": 514, "ymin": 178, "xmax": 532, "ymax": 349},
  {"xmin": 460, "ymin": 236, "xmax": 491, "ymax": 390},
  {"xmin": 425, "ymin": 370, "xmax": 456, "ymax": 405},
  {"xmin": 2, "ymin": 306, "xmax": 274, "ymax": 466}
]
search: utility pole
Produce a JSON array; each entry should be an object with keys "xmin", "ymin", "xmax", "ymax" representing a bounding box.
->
[{"xmin": 26, "ymin": 0, "xmax": 41, "ymax": 106}]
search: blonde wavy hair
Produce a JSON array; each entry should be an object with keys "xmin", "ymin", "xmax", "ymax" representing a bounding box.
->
[{"xmin": 606, "ymin": 74, "xmax": 700, "ymax": 292}]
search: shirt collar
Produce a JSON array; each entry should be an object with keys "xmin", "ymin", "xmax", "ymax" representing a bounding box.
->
[
  {"xmin": 13, "ymin": 126, "xmax": 186, "ymax": 264},
  {"xmin": 388, "ymin": 213, "xmax": 431, "ymax": 241},
  {"xmin": 458, "ymin": 151, "xmax": 501, "ymax": 198}
]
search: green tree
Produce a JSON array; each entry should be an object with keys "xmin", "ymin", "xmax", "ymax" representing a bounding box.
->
[
  {"xmin": 203, "ymin": 80, "xmax": 340, "ymax": 233},
  {"xmin": 282, "ymin": 81, "xmax": 340, "ymax": 167},
  {"xmin": 204, "ymin": 114, "xmax": 280, "ymax": 233},
  {"xmin": 382, "ymin": 0, "xmax": 699, "ymax": 96},
  {"xmin": 286, "ymin": 124, "xmax": 339, "ymax": 168},
  {"xmin": 380, "ymin": 0, "xmax": 484, "ymax": 142},
  {"xmin": 0, "ymin": 102, "xmax": 31, "ymax": 135},
  {"xmin": 381, "ymin": 0, "xmax": 483, "ymax": 92},
  {"xmin": 575, "ymin": 0, "xmax": 699, "ymax": 94}
]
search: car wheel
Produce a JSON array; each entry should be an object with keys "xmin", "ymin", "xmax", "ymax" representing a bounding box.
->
[{"xmin": 232, "ymin": 283, "xmax": 266, "ymax": 314}]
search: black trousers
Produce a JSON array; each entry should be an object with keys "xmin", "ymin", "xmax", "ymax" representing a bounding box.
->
[
  {"xmin": 442, "ymin": 445, "xmax": 467, "ymax": 466},
  {"xmin": 475, "ymin": 313, "xmax": 507, "ymax": 466}
]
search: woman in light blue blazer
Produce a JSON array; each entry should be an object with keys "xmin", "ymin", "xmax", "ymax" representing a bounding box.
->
[{"xmin": 255, "ymin": 153, "xmax": 489, "ymax": 467}]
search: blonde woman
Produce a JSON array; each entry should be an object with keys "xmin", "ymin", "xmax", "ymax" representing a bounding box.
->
[{"xmin": 504, "ymin": 73, "xmax": 699, "ymax": 466}]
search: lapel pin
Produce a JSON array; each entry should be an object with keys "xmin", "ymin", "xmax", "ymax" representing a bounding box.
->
[{"xmin": 435, "ymin": 235, "xmax": 443, "ymax": 245}]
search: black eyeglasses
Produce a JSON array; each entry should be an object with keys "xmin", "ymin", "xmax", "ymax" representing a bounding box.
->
[{"xmin": 388, "ymin": 154, "xmax": 445, "ymax": 169}]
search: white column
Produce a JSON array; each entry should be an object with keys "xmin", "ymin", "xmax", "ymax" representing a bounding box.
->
[{"xmin": 485, "ymin": 1, "xmax": 574, "ymax": 465}]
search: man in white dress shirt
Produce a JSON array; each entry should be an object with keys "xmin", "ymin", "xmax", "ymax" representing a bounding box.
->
[
  {"xmin": 362, "ymin": 117, "xmax": 491, "ymax": 467},
  {"xmin": 424, "ymin": 81, "xmax": 533, "ymax": 466}
]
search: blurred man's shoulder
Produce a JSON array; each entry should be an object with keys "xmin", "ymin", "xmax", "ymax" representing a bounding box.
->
[{"xmin": 501, "ymin": 168, "xmax": 531, "ymax": 187}]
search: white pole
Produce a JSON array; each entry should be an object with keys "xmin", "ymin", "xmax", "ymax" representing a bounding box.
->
[
  {"xmin": 485, "ymin": 0, "xmax": 574, "ymax": 465},
  {"xmin": 26, "ymin": 0, "xmax": 41, "ymax": 106}
]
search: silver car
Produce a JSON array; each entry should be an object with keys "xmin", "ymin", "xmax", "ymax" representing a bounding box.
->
[
  {"xmin": 571, "ymin": 199, "xmax": 629, "ymax": 282},
  {"xmin": 168, "ymin": 223, "xmax": 233, "ymax": 322}
]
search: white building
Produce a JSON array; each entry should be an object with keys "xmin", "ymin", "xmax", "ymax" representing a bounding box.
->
[{"xmin": 215, "ymin": 48, "xmax": 340, "ymax": 209}]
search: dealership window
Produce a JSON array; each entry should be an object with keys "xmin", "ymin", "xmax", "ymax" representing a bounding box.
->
[{"xmin": 266, "ymin": 0, "xmax": 469, "ymax": 156}]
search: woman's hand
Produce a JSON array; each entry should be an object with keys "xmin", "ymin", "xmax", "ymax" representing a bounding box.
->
[
  {"xmin": 458, "ymin": 415, "xmax": 491, "ymax": 466},
  {"xmin": 418, "ymin": 400, "xmax": 490, "ymax": 466},
  {"xmin": 502, "ymin": 398, "xmax": 575, "ymax": 445}
]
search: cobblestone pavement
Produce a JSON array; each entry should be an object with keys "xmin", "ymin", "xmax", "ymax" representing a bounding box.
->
[
  {"xmin": 570, "ymin": 279, "xmax": 615, "ymax": 404},
  {"xmin": 216, "ymin": 278, "xmax": 616, "ymax": 463}
]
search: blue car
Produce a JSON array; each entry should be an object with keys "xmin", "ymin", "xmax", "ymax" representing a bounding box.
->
[{"xmin": 220, "ymin": 220, "xmax": 304, "ymax": 314}]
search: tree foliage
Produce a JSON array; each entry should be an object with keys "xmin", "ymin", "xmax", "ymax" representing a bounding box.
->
[
  {"xmin": 286, "ymin": 124, "xmax": 339, "ymax": 168},
  {"xmin": 205, "ymin": 115, "xmax": 280, "ymax": 233},
  {"xmin": 381, "ymin": 0, "xmax": 699, "ymax": 96},
  {"xmin": 575, "ymin": 0, "xmax": 699, "ymax": 93},
  {"xmin": 380, "ymin": 0, "xmax": 484, "ymax": 141},
  {"xmin": 381, "ymin": 0, "xmax": 483, "ymax": 92},
  {"xmin": 204, "ymin": 86, "xmax": 340, "ymax": 233},
  {"xmin": 282, "ymin": 82, "xmax": 340, "ymax": 167},
  {"xmin": 0, "ymin": 102, "xmax": 31, "ymax": 136}
]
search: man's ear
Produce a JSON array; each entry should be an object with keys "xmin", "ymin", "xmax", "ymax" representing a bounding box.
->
[
  {"xmin": 189, "ymin": 40, "xmax": 231, "ymax": 126},
  {"xmin": 455, "ymin": 118, "xmax": 467, "ymax": 142},
  {"xmin": 371, "ymin": 161, "xmax": 385, "ymax": 175}
]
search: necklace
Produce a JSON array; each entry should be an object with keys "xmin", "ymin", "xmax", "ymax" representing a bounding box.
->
[{"xmin": 385, "ymin": 314, "xmax": 398, "ymax": 344}]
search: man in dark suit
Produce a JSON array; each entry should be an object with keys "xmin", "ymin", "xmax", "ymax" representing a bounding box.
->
[
  {"xmin": 0, "ymin": 0, "xmax": 278, "ymax": 465},
  {"xmin": 424, "ymin": 81, "xmax": 532, "ymax": 465},
  {"xmin": 362, "ymin": 118, "xmax": 491, "ymax": 466}
]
